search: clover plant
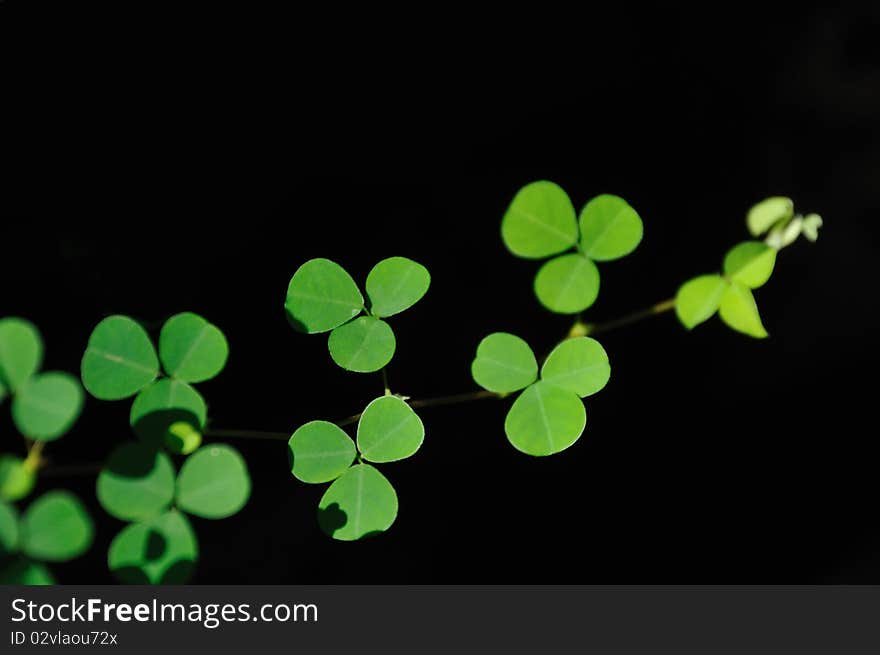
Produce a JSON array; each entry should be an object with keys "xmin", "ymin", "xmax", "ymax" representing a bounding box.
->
[{"xmin": 0, "ymin": 183, "xmax": 823, "ymax": 578}]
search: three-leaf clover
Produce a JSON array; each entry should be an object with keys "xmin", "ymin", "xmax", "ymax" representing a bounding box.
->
[
  {"xmin": 285, "ymin": 256, "xmax": 430, "ymax": 373},
  {"xmin": 288, "ymin": 396, "xmax": 424, "ymax": 540},
  {"xmin": 82, "ymin": 312, "xmax": 228, "ymax": 454},
  {"xmin": 472, "ymin": 333, "xmax": 611, "ymax": 456},
  {"xmin": 82, "ymin": 312, "xmax": 251, "ymax": 583},
  {"xmin": 501, "ymin": 181, "xmax": 644, "ymax": 313}
]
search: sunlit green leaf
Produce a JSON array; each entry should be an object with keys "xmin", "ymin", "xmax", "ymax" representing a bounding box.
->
[
  {"xmin": 11, "ymin": 372, "xmax": 84, "ymax": 441},
  {"xmin": 0, "ymin": 318, "xmax": 43, "ymax": 393},
  {"xmin": 541, "ymin": 338, "xmax": 610, "ymax": 397},
  {"xmin": 719, "ymin": 282, "xmax": 768, "ymax": 338},
  {"xmin": 504, "ymin": 381, "xmax": 586, "ymax": 456},
  {"xmin": 0, "ymin": 557, "xmax": 55, "ymax": 585},
  {"xmin": 357, "ymin": 396, "xmax": 424, "ymax": 463},
  {"xmin": 108, "ymin": 510, "xmax": 198, "ymax": 584},
  {"xmin": 471, "ymin": 332, "xmax": 537, "ymax": 393},
  {"xmin": 285, "ymin": 258, "xmax": 364, "ymax": 333},
  {"xmin": 81, "ymin": 316, "xmax": 159, "ymax": 400},
  {"xmin": 0, "ymin": 455, "xmax": 36, "ymax": 502},
  {"xmin": 328, "ymin": 316, "xmax": 396, "ymax": 373},
  {"xmin": 130, "ymin": 378, "xmax": 207, "ymax": 449},
  {"xmin": 159, "ymin": 312, "xmax": 228, "ymax": 383},
  {"xmin": 20, "ymin": 491, "xmax": 93, "ymax": 562},
  {"xmin": 723, "ymin": 241, "xmax": 776, "ymax": 288},
  {"xmin": 175, "ymin": 445, "xmax": 251, "ymax": 519},
  {"xmin": 366, "ymin": 257, "xmax": 431, "ymax": 318},
  {"xmin": 97, "ymin": 443, "xmax": 176, "ymax": 521},
  {"xmin": 675, "ymin": 275, "xmax": 728, "ymax": 329},
  {"xmin": 501, "ymin": 181, "xmax": 578, "ymax": 259},
  {"xmin": 0, "ymin": 500, "xmax": 19, "ymax": 555},
  {"xmin": 746, "ymin": 196, "xmax": 793, "ymax": 236},
  {"xmin": 579, "ymin": 194, "xmax": 643, "ymax": 261},
  {"xmin": 318, "ymin": 464, "xmax": 397, "ymax": 541},
  {"xmin": 288, "ymin": 420, "xmax": 356, "ymax": 484},
  {"xmin": 534, "ymin": 253, "xmax": 600, "ymax": 314}
]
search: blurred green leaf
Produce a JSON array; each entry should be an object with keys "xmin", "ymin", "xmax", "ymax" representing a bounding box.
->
[
  {"xmin": 130, "ymin": 378, "xmax": 207, "ymax": 449},
  {"xmin": 357, "ymin": 396, "xmax": 424, "ymax": 463},
  {"xmin": 746, "ymin": 196, "xmax": 793, "ymax": 237},
  {"xmin": 285, "ymin": 258, "xmax": 364, "ymax": 333},
  {"xmin": 20, "ymin": 491, "xmax": 93, "ymax": 562},
  {"xmin": 176, "ymin": 445, "xmax": 251, "ymax": 519},
  {"xmin": 81, "ymin": 316, "xmax": 159, "ymax": 400},
  {"xmin": 366, "ymin": 257, "xmax": 431, "ymax": 318},
  {"xmin": 108, "ymin": 510, "xmax": 198, "ymax": 584},
  {"xmin": 719, "ymin": 282, "xmax": 768, "ymax": 338},
  {"xmin": 0, "ymin": 500, "xmax": 19, "ymax": 555},
  {"xmin": 675, "ymin": 275, "xmax": 728, "ymax": 329},
  {"xmin": 12, "ymin": 372, "xmax": 84, "ymax": 441},
  {"xmin": 0, "ymin": 455, "xmax": 36, "ymax": 502},
  {"xmin": 541, "ymin": 338, "xmax": 610, "ymax": 397},
  {"xmin": 328, "ymin": 316, "xmax": 396, "ymax": 373},
  {"xmin": 723, "ymin": 241, "xmax": 776, "ymax": 288},
  {"xmin": 471, "ymin": 332, "xmax": 537, "ymax": 394},
  {"xmin": 534, "ymin": 253, "xmax": 600, "ymax": 314},
  {"xmin": 0, "ymin": 318, "xmax": 43, "ymax": 393},
  {"xmin": 0, "ymin": 557, "xmax": 54, "ymax": 585},
  {"xmin": 159, "ymin": 312, "xmax": 228, "ymax": 383},
  {"xmin": 579, "ymin": 194, "xmax": 643, "ymax": 261},
  {"xmin": 288, "ymin": 420, "xmax": 356, "ymax": 484},
  {"xmin": 501, "ymin": 181, "xmax": 578, "ymax": 259},
  {"xmin": 504, "ymin": 381, "xmax": 586, "ymax": 456},
  {"xmin": 97, "ymin": 443, "xmax": 176, "ymax": 521},
  {"xmin": 318, "ymin": 464, "xmax": 397, "ymax": 541}
]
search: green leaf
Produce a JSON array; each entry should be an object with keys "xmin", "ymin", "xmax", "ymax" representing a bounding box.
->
[
  {"xmin": 579, "ymin": 194, "xmax": 644, "ymax": 261},
  {"xmin": 318, "ymin": 464, "xmax": 398, "ymax": 541},
  {"xmin": 719, "ymin": 282, "xmax": 768, "ymax": 338},
  {"xmin": 166, "ymin": 422, "xmax": 203, "ymax": 456},
  {"xmin": 675, "ymin": 275, "xmax": 728, "ymax": 329},
  {"xmin": 81, "ymin": 316, "xmax": 160, "ymax": 400},
  {"xmin": 159, "ymin": 312, "xmax": 229, "ymax": 382},
  {"xmin": 130, "ymin": 378, "xmax": 207, "ymax": 449},
  {"xmin": 328, "ymin": 316, "xmax": 396, "ymax": 373},
  {"xmin": 0, "ymin": 558, "xmax": 55, "ymax": 585},
  {"xmin": 0, "ymin": 500, "xmax": 19, "ymax": 555},
  {"xmin": 802, "ymin": 213, "xmax": 823, "ymax": 242},
  {"xmin": 108, "ymin": 510, "xmax": 198, "ymax": 584},
  {"xmin": 285, "ymin": 258, "xmax": 364, "ymax": 333},
  {"xmin": 288, "ymin": 420, "xmax": 356, "ymax": 484},
  {"xmin": 0, "ymin": 455, "xmax": 36, "ymax": 502},
  {"xmin": 357, "ymin": 396, "xmax": 425, "ymax": 463},
  {"xmin": 176, "ymin": 444, "xmax": 251, "ymax": 519},
  {"xmin": 504, "ymin": 381, "xmax": 586, "ymax": 456},
  {"xmin": 471, "ymin": 332, "xmax": 538, "ymax": 393},
  {"xmin": 723, "ymin": 241, "xmax": 776, "ymax": 288},
  {"xmin": 365, "ymin": 256, "xmax": 431, "ymax": 318},
  {"xmin": 541, "ymin": 338, "xmax": 610, "ymax": 397},
  {"xmin": 534, "ymin": 253, "xmax": 600, "ymax": 314},
  {"xmin": 501, "ymin": 181, "xmax": 578, "ymax": 259},
  {"xmin": 11, "ymin": 372, "xmax": 84, "ymax": 441},
  {"xmin": 0, "ymin": 318, "xmax": 43, "ymax": 393},
  {"xmin": 746, "ymin": 196, "xmax": 793, "ymax": 236},
  {"xmin": 20, "ymin": 491, "xmax": 93, "ymax": 562},
  {"xmin": 0, "ymin": 379, "xmax": 6, "ymax": 404},
  {"xmin": 97, "ymin": 443, "xmax": 176, "ymax": 521}
]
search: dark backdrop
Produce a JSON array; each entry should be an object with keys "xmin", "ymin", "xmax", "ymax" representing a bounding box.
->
[{"xmin": 1, "ymin": 6, "xmax": 878, "ymax": 583}]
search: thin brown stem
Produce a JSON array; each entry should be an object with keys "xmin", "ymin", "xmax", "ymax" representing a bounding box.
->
[
  {"xmin": 204, "ymin": 429, "xmax": 289, "ymax": 441},
  {"xmin": 583, "ymin": 298, "xmax": 676, "ymax": 337},
  {"xmin": 41, "ymin": 463, "xmax": 102, "ymax": 478},
  {"xmin": 336, "ymin": 389, "xmax": 501, "ymax": 427}
]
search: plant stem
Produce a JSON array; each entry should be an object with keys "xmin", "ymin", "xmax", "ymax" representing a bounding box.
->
[
  {"xmin": 582, "ymin": 298, "xmax": 676, "ymax": 337},
  {"xmin": 205, "ymin": 429, "xmax": 289, "ymax": 441},
  {"xmin": 41, "ymin": 463, "xmax": 103, "ymax": 478},
  {"xmin": 337, "ymin": 389, "xmax": 501, "ymax": 427}
]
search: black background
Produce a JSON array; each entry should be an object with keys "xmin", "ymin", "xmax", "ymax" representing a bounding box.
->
[{"xmin": 1, "ymin": 6, "xmax": 878, "ymax": 583}]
